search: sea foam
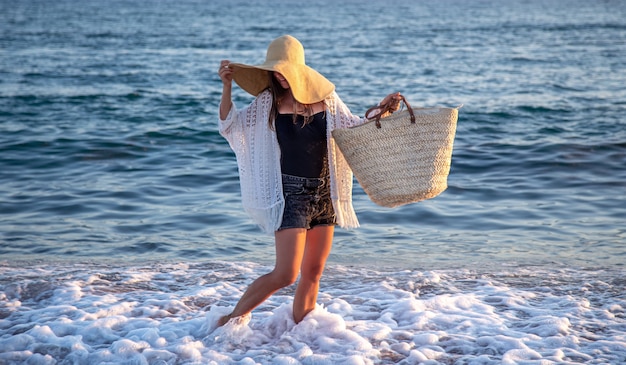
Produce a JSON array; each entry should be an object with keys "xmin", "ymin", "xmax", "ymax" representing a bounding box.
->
[{"xmin": 1, "ymin": 261, "xmax": 624, "ymax": 364}]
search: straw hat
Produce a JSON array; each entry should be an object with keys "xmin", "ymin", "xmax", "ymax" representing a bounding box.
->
[{"xmin": 229, "ymin": 35, "xmax": 335, "ymax": 104}]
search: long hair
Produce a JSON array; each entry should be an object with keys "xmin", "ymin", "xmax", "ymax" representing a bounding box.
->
[
  {"xmin": 268, "ymin": 72, "xmax": 288, "ymax": 130},
  {"xmin": 267, "ymin": 72, "xmax": 315, "ymax": 129}
]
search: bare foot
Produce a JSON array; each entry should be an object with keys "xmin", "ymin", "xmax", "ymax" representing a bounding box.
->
[{"xmin": 217, "ymin": 314, "xmax": 232, "ymax": 327}]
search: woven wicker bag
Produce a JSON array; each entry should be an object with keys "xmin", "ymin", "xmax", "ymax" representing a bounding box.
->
[{"xmin": 332, "ymin": 96, "xmax": 459, "ymax": 208}]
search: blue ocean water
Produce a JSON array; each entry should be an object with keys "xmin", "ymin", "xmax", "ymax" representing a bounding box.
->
[
  {"xmin": 1, "ymin": 1, "xmax": 626, "ymax": 363},
  {"xmin": 2, "ymin": 0, "xmax": 624, "ymax": 269}
]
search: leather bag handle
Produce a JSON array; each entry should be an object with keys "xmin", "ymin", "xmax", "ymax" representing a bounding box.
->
[{"xmin": 366, "ymin": 94, "xmax": 415, "ymax": 129}]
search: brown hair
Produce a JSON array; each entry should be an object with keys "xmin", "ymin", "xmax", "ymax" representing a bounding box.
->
[
  {"xmin": 268, "ymin": 72, "xmax": 315, "ymax": 129},
  {"xmin": 268, "ymin": 72, "xmax": 287, "ymax": 129}
]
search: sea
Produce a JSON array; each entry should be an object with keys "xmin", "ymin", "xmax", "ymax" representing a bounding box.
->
[{"xmin": 1, "ymin": 0, "xmax": 625, "ymax": 364}]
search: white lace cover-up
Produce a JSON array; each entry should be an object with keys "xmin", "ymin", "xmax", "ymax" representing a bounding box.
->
[{"xmin": 219, "ymin": 90, "xmax": 364, "ymax": 234}]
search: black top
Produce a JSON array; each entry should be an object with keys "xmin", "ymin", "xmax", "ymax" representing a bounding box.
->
[{"xmin": 275, "ymin": 111, "xmax": 328, "ymax": 178}]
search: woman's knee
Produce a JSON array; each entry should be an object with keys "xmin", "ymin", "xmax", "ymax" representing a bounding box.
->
[
  {"xmin": 300, "ymin": 264, "xmax": 324, "ymax": 283},
  {"xmin": 269, "ymin": 269, "xmax": 299, "ymax": 288}
]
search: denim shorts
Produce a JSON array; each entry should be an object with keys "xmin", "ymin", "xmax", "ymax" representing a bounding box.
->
[{"xmin": 278, "ymin": 174, "xmax": 336, "ymax": 230}]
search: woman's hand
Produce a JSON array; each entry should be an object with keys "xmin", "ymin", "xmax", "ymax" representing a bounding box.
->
[
  {"xmin": 366, "ymin": 92, "xmax": 403, "ymax": 119},
  {"xmin": 380, "ymin": 92, "xmax": 402, "ymax": 113},
  {"xmin": 218, "ymin": 60, "xmax": 234, "ymax": 85}
]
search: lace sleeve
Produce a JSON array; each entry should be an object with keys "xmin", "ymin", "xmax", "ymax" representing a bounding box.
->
[
  {"xmin": 327, "ymin": 92, "xmax": 365, "ymax": 130},
  {"xmin": 218, "ymin": 91, "xmax": 273, "ymax": 154},
  {"xmin": 218, "ymin": 102, "xmax": 237, "ymax": 141}
]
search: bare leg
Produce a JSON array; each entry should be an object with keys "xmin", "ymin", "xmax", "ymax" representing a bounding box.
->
[
  {"xmin": 293, "ymin": 225, "xmax": 334, "ymax": 323},
  {"xmin": 218, "ymin": 228, "xmax": 307, "ymax": 326}
]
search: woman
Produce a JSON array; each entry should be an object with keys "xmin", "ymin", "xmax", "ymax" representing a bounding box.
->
[{"xmin": 217, "ymin": 35, "xmax": 400, "ymax": 326}]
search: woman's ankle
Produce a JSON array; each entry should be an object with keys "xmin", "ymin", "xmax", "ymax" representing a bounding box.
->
[{"xmin": 217, "ymin": 313, "xmax": 232, "ymax": 327}]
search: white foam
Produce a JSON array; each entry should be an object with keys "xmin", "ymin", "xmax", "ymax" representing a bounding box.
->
[{"xmin": 0, "ymin": 262, "xmax": 624, "ymax": 364}]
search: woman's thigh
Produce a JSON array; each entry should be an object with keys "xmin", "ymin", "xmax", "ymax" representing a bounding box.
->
[
  {"xmin": 273, "ymin": 228, "xmax": 307, "ymax": 281},
  {"xmin": 301, "ymin": 225, "xmax": 334, "ymax": 279}
]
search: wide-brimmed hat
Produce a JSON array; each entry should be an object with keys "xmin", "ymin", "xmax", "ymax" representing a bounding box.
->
[{"xmin": 229, "ymin": 35, "xmax": 335, "ymax": 104}]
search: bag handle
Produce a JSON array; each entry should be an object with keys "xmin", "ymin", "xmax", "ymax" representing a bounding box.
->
[{"xmin": 366, "ymin": 94, "xmax": 416, "ymax": 129}]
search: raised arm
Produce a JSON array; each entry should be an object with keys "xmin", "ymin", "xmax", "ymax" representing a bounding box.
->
[{"xmin": 218, "ymin": 60, "xmax": 234, "ymax": 120}]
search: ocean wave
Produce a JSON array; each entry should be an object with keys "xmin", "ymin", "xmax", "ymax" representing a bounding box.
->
[{"xmin": 1, "ymin": 261, "xmax": 624, "ymax": 364}]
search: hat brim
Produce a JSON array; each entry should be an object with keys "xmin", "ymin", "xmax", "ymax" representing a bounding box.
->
[{"xmin": 230, "ymin": 61, "xmax": 335, "ymax": 105}]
